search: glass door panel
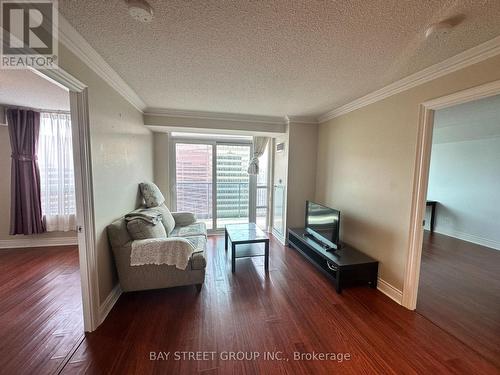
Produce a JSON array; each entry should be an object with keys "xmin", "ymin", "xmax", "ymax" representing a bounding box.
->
[
  {"xmin": 272, "ymin": 184, "xmax": 285, "ymax": 238},
  {"xmin": 256, "ymin": 142, "xmax": 269, "ymax": 230},
  {"xmin": 175, "ymin": 143, "xmax": 213, "ymax": 230},
  {"xmin": 215, "ymin": 144, "xmax": 251, "ymax": 229}
]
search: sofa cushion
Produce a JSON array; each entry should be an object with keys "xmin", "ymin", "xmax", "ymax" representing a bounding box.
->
[
  {"xmin": 151, "ymin": 204, "xmax": 176, "ymax": 235},
  {"xmin": 127, "ymin": 219, "xmax": 167, "ymax": 240},
  {"xmin": 171, "ymin": 212, "xmax": 196, "ymax": 227},
  {"xmin": 139, "ymin": 182, "xmax": 165, "ymax": 207},
  {"xmin": 170, "ymin": 222, "xmax": 207, "ymax": 238}
]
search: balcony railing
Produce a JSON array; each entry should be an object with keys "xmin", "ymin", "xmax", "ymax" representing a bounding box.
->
[{"xmin": 176, "ymin": 182, "xmax": 268, "ymax": 221}]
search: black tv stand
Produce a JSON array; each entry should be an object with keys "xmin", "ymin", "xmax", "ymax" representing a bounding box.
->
[
  {"xmin": 303, "ymin": 232, "xmax": 337, "ymax": 251},
  {"xmin": 288, "ymin": 228, "xmax": 378, "ymax": 293}
]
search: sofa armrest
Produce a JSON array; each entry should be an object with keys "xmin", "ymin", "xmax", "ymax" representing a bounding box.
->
[{"xmin": 171, "ymin": 212, "xmax": 196, "ymax": 227}]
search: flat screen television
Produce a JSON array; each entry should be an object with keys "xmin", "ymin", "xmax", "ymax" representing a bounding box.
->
[{"xmin": 304, "ymin": 201, "xmax": 340, "ymax": 250}]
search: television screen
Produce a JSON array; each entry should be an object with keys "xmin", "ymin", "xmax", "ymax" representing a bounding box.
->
[{"xmin": 305, "ymin": 201, "xmax": 340, "ymax": 247}]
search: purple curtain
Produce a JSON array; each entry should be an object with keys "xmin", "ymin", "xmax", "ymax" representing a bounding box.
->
[{"xmin": 7, "ymin": 108, "xmax": 46, "ymax": 235}]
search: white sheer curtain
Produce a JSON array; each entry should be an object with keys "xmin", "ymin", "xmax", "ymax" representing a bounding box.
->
[
  {"xmin": 247, "ymin": 136, "xmax": 269, "ymax": 175},
  {"xmin": 38, "ymin": 112, "xmax": 76, "ymax": 232}
]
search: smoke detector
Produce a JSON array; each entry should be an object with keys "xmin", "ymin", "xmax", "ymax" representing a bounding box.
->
[{"xmin": 127, "ymin": 0, "xmax": 154, "ymax": 23}]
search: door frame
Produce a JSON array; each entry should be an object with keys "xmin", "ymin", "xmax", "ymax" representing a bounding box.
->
[
  {"xmin": 169, "ymin": 135, "xmax": 255, "ymax": 232},
  {"xmin": 34, "ymin": 67, "xmax": 99, "ymax": 331},
  {"xmin": 402, "ymin": 79, "xmax": 500, "ymax": 310}
]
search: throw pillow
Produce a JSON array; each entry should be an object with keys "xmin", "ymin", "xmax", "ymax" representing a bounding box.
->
[
  {"xmin": 139, "ymin": 182, "xmax": 165, "ymax": 208},
  {"xmin": 152, "ymin": 204, "xmax": 176, "ymax": 235},
  {"xmin": 127, "ymin": 219, "xmax": 167, "ymax": 240}
]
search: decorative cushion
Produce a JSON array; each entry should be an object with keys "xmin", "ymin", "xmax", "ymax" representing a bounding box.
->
[
  {"xmin": 126, "ymin": 219, "xmax": 167, "ymax": 240},
  {"xmin": 171, "ymin": 212, "xmax": 196, "ymax": 227},
  {"xmin": 139, "ymin": 182, "xmax": 165, "ymax": 208},
  {"xmin": 151, "ymin": 204, "xmax": 176, "ymax": 235}
]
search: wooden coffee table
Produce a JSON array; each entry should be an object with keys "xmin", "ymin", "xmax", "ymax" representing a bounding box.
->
[{"xmin": 225, "ymin": 223, "xmax": 269, "ymax": 273}]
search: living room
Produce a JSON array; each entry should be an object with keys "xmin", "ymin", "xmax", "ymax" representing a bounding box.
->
[{"xmin": 1, "ymin": 1, "xmax": 500, "ymax": 374}]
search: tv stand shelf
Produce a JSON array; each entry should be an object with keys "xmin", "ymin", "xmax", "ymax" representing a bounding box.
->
[{"xmin": 287, "ymin": 228, "xmax": 378, "ymax": 293}]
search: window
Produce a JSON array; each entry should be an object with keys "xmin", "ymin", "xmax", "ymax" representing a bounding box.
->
[{"xmin": 38, "ymin": 112, "xmax": 76, "ymax": 232}]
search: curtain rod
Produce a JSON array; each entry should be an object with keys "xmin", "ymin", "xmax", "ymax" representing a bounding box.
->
[
  {"xmin": 0, "ymin": 103, "xmax": 70, "ymax": 114},
  {"xmin": 0, "ymin": 104, "xmax": 70, "ymax": 127}
]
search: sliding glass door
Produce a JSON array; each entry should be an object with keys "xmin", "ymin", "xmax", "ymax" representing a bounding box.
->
[
  {"xmin": 172, "ymin": 136, "xmax": 266, "ymax": 232},
  {"xmin": 256, "ymin": 144, "xmax": 270, "ymax": 230},
  {"xmin": 174, "ymin": 143, "xmax": 214, "ymax": 229},
  {"xmin": 215, "ymin": 144, "xmax": 251, "ymax": 227}
]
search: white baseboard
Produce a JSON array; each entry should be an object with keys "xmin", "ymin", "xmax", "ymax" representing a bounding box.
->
[
  {"xmin": 434, "ymin": 228, "xmax": 500, "ymax": 251},
  {"xmin": 377, "ymin": 277, "xmax": 403, "ymax": 305},
  {"xmin": 99, "ymin": 284, "xmax": 122, "ymax": 325},
  {"xmin": 0, "ymin": 236, "xmax": 78, "ymax": 249}
]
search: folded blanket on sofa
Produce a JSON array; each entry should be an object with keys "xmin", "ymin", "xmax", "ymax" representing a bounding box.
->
[
  {"xmin": 130, "ymin": 238, "xmax": 195, "ymax": 270},
  {"xmin": 125, "ymin": 208, "xmax": 162, "ymax": 225}
]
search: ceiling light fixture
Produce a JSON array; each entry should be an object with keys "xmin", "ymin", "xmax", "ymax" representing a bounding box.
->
[
  {"xmin": 127, "ymin": 0, "xmax": 154, "ymax": 23},
  {"xmin": 424, "ymin": 14, "xmax": 465, "ymax": 39}
]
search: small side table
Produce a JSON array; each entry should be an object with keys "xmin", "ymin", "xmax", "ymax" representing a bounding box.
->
[
  {"xmin": 225, "ymin": 223, "xmax": 269, "ymax": 273},
  {"xmin": 426, "ymin": 201, "xmax": 437, "ymax": 232}
]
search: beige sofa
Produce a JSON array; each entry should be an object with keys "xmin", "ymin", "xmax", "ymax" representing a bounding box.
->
[{"xmin": 107, "ymin": 183, "xmax": 207, "ymax": 292}]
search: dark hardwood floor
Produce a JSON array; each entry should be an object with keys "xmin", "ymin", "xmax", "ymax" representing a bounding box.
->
[
  {"xmin": 59, "ymin": 235, "xmax": 499, "ymax": 374},
  {"xmin": 0, "ymin": 245, "xmax": 83, "ymax": 375},
  {"xmin": 2, "ymin": 236, "xmax": 498, "ymax": 374},
  {"xmin": 417, "ymin": 231, "xmax": 500, "ymax": 369}
]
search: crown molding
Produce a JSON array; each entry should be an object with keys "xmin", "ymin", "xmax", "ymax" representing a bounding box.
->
[
  {"xmin": 318, "ymin": 35, "xmax": 500, "ymax": 123},
  {"xmin": 57, "ymin": 16, "xmax": 147, "ymax": 112},
  {"xmin": 144, "ymin": 107, "xmax": 288, "ymax": 125}
]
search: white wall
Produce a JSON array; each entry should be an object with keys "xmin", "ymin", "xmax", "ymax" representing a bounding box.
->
[
  {"xmin": 286, "ymin": 122, "xmax": 318, "ymax": 229},
  {"xmin": 270, "ymin": 122, "xmax": 318, "ymax": 242},
  {"xmin": 153, "ymin": 132, "xmax": 171, "ymax": 206},
  {"xmin": 58, "ymin": 44, "xmax": 154, "ymax": 303},
  {"xmin": 426, "ymin": 98, "xmax": 500, "ymax": 250}
]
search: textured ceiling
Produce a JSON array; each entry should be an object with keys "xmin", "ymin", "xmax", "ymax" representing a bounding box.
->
[
  {"xmin": 0, "ymin": 70, "xmax": 70, "ymax": 110},
  {"xmin": 59, "ymin": 0, "xmax": 500, "ymax": 117}
]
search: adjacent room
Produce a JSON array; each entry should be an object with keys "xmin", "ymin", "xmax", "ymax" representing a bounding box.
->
[
  {"xmin": 418, "ymin": 94, "xmax": 500, "ymax": 368},
  {"xmin": 1, "ymin": 1, "xmax": 500, "ymax": 374},
  {"xmin": 0, "ymin": 69, "xmax": 83, "ymax": 374}
]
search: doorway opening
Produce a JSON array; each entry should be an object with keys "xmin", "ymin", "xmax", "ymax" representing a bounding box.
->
[
  {"xmin": 417, "ymin": 93, "xmax": 500, "ymax": 367},
  {"xmin": 0, "ymin": 68, "xmax": 90, "ymax": 373},
  {"xmin": 404, "ymin": 80, "xmax": 500, "ymax": 368}
]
